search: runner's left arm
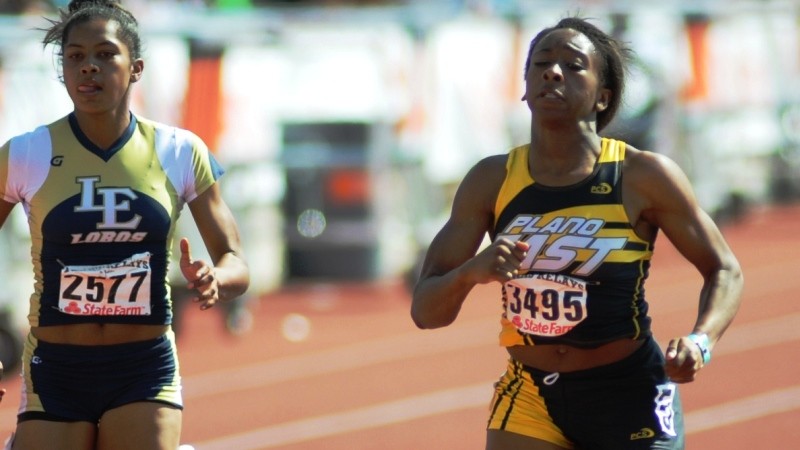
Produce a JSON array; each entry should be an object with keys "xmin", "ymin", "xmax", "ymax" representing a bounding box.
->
[
  {"xmin": 183, "ymin": 184, "xmax": 250, "ymax": 309},
  {"xmin": 634, "ymin": 151, "xmax": 744, "ymax": 383}
]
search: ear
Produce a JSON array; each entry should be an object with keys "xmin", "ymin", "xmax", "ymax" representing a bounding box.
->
[
  {"xmin": 595, "ymin": 88, "xmax": 612, "ymax": 112},
  {"xmin": 130, "ymin": 59, "xmax": 144, "ymax": 83}
]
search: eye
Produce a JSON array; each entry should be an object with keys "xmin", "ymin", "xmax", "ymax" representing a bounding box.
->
[{"xmin": 567, "ymin": 63, "xmax": 585, "ymax": 71}]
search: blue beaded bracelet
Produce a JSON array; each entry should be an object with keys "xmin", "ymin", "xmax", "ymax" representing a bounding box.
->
[{"xmin": 687, "ymin": 333, "xmax": 711, "ymax": 364}]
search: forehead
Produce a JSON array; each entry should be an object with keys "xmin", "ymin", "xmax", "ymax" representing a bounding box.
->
[
  {"xmin": 65, "ymin": 18, "xmax": 122, "ymax": 46},
  {"xmin": 532, "ymin": 28, "xmax": 596, "ymax": 58}
]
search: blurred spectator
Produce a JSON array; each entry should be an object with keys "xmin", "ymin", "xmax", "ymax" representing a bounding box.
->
[{"xmin": 0, "ymin": 0, "xmax": 55, "ymax": 14}]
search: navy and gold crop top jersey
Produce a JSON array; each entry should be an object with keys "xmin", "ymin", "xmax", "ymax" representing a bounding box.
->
[
  {"xmin": 0, "ymin": 113, "xmax": 223, "ymax": 327},
  {"xmin": 494, "ymin": 138, "xmax": 653, "ymax": 348}
]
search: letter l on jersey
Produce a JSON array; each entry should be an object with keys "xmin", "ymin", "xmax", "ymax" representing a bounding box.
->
[{"xmin": 73, "ymin": 176, "xmax": 142, "ymax": 229}]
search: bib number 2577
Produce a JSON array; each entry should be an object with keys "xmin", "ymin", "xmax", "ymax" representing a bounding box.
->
[{"xmin": 58, "ymin": 252, "xmax": 152, "ymax": 316}]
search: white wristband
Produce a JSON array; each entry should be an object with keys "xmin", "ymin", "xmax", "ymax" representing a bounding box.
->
[{"xmin": 687, "ymin": 333, "xmax": 711, "ymax": 364}]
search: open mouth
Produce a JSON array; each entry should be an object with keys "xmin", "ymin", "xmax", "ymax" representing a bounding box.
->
[
  {"xmin": 77, "ymin": 82, "xmax": 102, "ymax": 93},
  {"xmin": 538, "ymin": 90, "xmax": 563, "ymax": 100}
]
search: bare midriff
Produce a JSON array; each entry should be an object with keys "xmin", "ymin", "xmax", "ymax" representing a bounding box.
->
[
  {"xmin": 32, "ymin": 323, "xmax": 169, "ymax": 346},
  {"xmin": 507, "ymin": 338, "xmax": 645, "ymax": 373}
]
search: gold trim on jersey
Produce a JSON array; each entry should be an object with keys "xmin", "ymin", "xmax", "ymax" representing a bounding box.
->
[
  {"xmin": 494, "ymin": 138, "xmax": 626, "ymax": 225},
  {"xmin": 493, "ymin": 138, "xmax": 653, "ymax": 348}
]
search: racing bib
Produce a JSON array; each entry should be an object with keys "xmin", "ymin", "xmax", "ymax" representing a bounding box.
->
[
  {"xmin": 504, "ymin": 273, "xmax": 588, "ymax": 337},
  {"xmin": 58, "ymin": 252, "xmax": 152, "ymax": 316}
]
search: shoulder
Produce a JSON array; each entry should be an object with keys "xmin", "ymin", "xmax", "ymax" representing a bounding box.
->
[
  {"xmin": 450, "ymin": 153, "xmax": 510, "ymax": 216},
  {"xmin": 134, "ymin": 115, "xmax": 207, "ymax": 147},
  {"xmin": 624, "ymin": 145, "xmax": 688, "ymax": 185},
  {"xmin": 461, "ymin": 153, "xmax": 508, "ymax": 188},
  {"xmin": 134, "ymin": 116, "xmax": 209, "ymax": 165},
  {"xmin": 2, "ymin": 120, "xmax": 62, "ymax": 156},
  {"xmin": 623, "ymin": 144, "xmax": 698, "ymax": 218},
  {"xmin": 6, "ymin": 116, "xmax": 67, "ymax": 143},
  {"xmin": 472, "ymin": 153, "xmax": 508, "ymax": 172}
]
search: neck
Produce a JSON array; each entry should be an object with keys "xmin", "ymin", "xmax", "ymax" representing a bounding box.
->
[
  {"xmin": 528, "ymin": 122, "xmax": 602, "ymax": 184},
  {"xmin": 530, "ymin": 120, "xmax": 600, "ymax": 155},
  {"xmin": 72, "ymin": 109, "xmax": 131, "ymax": 150}
]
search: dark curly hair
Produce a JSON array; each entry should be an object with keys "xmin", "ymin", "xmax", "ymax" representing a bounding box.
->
[
  {"xmin": 41, "ymin": 0, "xmax": 142, "ymax": 77},
  {"xmin": 523, "ymin": 17, "xmax": 633, "ymax": 132}
]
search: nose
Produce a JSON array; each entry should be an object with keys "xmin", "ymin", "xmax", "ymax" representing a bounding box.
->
[
  {"xmin": 80, "ymin": 60, "xmax": 99, "ymax": 74},
  {"xmin": 542, "ymin": 63, "xmax": 563, "ymax": 82}
]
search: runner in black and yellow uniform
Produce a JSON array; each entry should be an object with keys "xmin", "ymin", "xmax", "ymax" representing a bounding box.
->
[
  {"xmin": 487, "ymin": 139, "xmax": 681, "ymax": 449},
  {"xmin": 411, "ymin": 17, "xmax": 743, "ymax": 450},
  {"xmin": 0, "ymin": 1, "xmax": 249, "ymax": 449}
]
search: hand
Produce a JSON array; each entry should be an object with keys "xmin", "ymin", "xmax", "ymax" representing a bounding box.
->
[
  {"xmin": 467, "ymin": 239, "xmax": 530, "ymax": 284},
  {"xmin": 664, "ymin": 336, "xmax": 706, "ymax": 383},
  {"xmin": 179, "ymin": 237, "xmax": 219, "ymax": 310}
]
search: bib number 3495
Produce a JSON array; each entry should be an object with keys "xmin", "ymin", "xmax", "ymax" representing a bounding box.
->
[{"xmin": 504, "ymin": 274, "xmax": 588, "ymax": 337}]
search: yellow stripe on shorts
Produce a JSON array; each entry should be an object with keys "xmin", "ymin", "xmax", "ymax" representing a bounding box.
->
[{"xmin": 487, "ymin": 359, "xmax": 573, "ymax": 449}]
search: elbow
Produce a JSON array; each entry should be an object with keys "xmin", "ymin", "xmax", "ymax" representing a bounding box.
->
[
  {"xmin": 410, "ymin": 304, "xmax": 453, "ymax": 330},
  {"xmin": 707, "ymin": 254, "xmax": 744, "ymax": 289},
  {"xmin": 410, "ymin": 306, "xmax": 433, "ymax": 329},
  {"xmin": 410, "ymin": 274, "xmax": 464, "ymax": 329},
  {"xmin": 411, "ymin": 315, "xmax": 430, "ymax": 330},
  {"xmin": 221, "ymin": 267, "xmax": 251, "ymax": 302},
  {"xmin": 734, "ymin": 267, "xmax": 744, "ymax": 291},
  {"xmin": 710, "ymin": 258, "xmax": 744, "ymax": 308},
  {"xmin": 214, "ymin": 252, "xmax": 251, "ymax": 301},
  {"xmin": 733, "ymin": 265, "xmax": 745, "ymax": 304},
  {"xmin": 411, "ymin": 316, "xmax": 449, "ymax": 330},
  {"xmin": 222, "ymin": 281, "xmax": 249, "ymax": 303},
  {"xmin": 727, "ymin": 258, "xmax": 745, "ymax": 292}
]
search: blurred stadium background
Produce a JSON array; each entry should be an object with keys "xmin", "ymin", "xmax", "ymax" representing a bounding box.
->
[{"xmin": 0, "ymin": 0, "xmax": 798, "ymax": 448}]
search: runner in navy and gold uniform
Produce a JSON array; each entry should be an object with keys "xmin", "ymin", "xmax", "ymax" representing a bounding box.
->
[
  {"xmin": 0, "ymin": 2, "xmax": 249, "ymax": 449},
  {"xmin": 411, "ymin": 17, "xmax": 743, "ymax": 450},
  {"xmin": 5, "ymin": 114, "xmax": 220, "ymax": 329}
]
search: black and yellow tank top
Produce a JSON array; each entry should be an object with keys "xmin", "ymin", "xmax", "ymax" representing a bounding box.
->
[{"xmin": 494, "ymin": 138, "xmax": 653, "ymax": 348}]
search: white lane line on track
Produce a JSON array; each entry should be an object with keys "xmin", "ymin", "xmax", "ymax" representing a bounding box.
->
[
  {"xmin": 647, "ymin": 259, "xmax": 790, "ymax": 316},
  {"xmin": 709, "ymin": 312, "xmax": 800, "ymax": 357},
  {"xmin": 193, "ymin": 383, "xmax": 490, "ymax": 450},
  {"xmin": 192, "ymin": 383, "xmax": 800, "ymax": 450},
  {"xmin": 183, "ymin": 319, "xmax": 497, "ymax": 399},
  {"xmin": 183, "ymin": 312, "xmax": 800, "ymax": 400},
  {"xmin": 685, "ymin": 385, "xmax": 800, "ymax": 433},
  {"xmin": 185, "ymin": 313, "xmax": 800, "ymax": 448}
]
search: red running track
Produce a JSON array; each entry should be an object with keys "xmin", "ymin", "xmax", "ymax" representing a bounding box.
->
[{"xmin": 1, "ymin": 203, "xmax": 799, "ymax": 449}]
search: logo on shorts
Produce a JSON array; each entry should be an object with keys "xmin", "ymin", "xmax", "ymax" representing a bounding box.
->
[
  {"xmin": 630, "ymin": 428, "xmax": 655, "ymax": 440},
  {"xmin": 590, "ymin": 182, "xmax": 612, "ymax": 194},
  {"xmin": 654, "ymin": 383, "xmax": 678, "ymax": 437}
]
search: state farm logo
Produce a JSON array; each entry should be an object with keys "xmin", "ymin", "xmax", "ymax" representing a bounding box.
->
[{"xmin": 64, "ymin": 301, "xmax": 82, "ymax": 314}]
